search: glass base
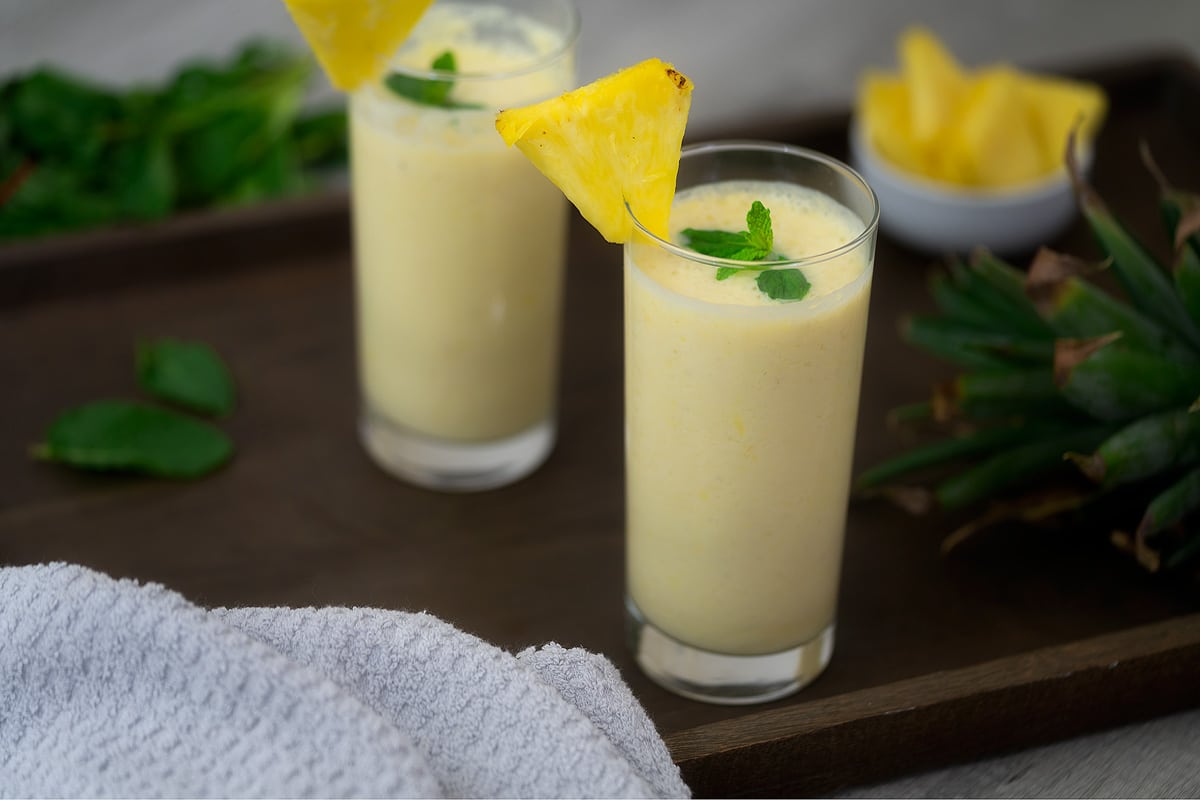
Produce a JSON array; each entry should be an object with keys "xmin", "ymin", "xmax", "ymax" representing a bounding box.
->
[
  {"xmin": 625, "ymin": 596, "xmax": 834, "ymax": 705},
  {"xmin": 359, "ymin": 409, "xmax": 554, "ymax": 492}
]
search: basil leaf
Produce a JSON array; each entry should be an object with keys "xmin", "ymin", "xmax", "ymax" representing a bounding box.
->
[
  {"xmin": 137, "ymin": 338, "xmax": 236, "ymax": 417},
  {"xmin": 33, "ymin": 400, "xmax": 233, "ymax": 478},
  {"xmin": 756, "ymin": 268, "xmax": 811, "ymax": 302}
]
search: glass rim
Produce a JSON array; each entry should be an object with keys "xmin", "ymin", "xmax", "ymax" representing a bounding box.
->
[
  {"xmin": 626, "ymin": 140, "xmax": 881, "ymax": 270},
  {"xmin": 387, "ymin": 0, "xmax": 580, "ymax": 83}
]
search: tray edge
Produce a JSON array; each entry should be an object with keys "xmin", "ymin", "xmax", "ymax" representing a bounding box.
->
[{"xmin": 667, "ymin": 612, "xmax": 1200, "ymax": 796}]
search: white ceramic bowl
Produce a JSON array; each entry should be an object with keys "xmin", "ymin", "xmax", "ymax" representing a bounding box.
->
[{"xmin": 848, "ymin": 123, "xmax": 1088, "ymax": 256}]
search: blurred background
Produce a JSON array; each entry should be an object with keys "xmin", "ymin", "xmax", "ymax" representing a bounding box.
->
[{"xmin": 2, "ymin": 0, "xmax": 1199, "ymax": 136}]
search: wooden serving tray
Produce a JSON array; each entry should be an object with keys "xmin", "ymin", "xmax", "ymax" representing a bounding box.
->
[{"xmin": 3, "ymin": 53, "xmax": 1200, "ymax": 798}]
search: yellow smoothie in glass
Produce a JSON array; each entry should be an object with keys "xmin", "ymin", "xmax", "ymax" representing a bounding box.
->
[
  {"xmin": 352, "ymin": 1, "xmax": 576, "ymax": 489},
  {"xmin": 625, "ymin": 178, "xmax": 873, "ymax": 657}
]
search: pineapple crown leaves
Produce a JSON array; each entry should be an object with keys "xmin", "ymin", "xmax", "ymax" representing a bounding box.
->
[
  {"xmin": 1068, "ymin": 129, "xmax": 1200, "ymax": 351},
  {"xmin": 1140, "ymin": 140, "xmax": 1200, "ymax": 254},
  {"xmin": 859, "ymin": 143, "xmax": 1200, "ymax": 575},
  {"xmin": 1024, "ymin": 247, "xmax": 1107, "ymax": 315},
  {"xmin": 1051, "ymin": 331, "xmax": 1122, "ymax": 389}
]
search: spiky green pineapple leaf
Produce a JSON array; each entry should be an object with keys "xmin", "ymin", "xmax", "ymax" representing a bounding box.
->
[
  {"xmin": 860, "ymin": 147, "xmax": 1200, "ymax": 575},
  {"xmin": 1054, "ymin": 335, "xmax": 1200, "ymax": 422},
  {"xmin": 1070, "ymin": 143, "xmax": 1200, "ymax": 351}
]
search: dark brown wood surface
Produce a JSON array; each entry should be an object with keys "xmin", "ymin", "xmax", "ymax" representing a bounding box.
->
[{"xmin": 3, "ymin": 53, "xmax": 1200, "ymax": 798}]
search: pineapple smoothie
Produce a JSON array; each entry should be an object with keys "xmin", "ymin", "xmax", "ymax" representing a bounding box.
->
[
  {"xmin": 493, "ymin": 63, "xmax": 874, "ymax": 700},
  {"xmin": 352, "ymin": 0, "xmax": 577, "ymax": 489},
  {"xmin": 625, "ymin": 166, "xmax": 876, "ymax": 664}
]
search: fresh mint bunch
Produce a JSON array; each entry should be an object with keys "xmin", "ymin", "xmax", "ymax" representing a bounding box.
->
[
  {"xmin": 682, "ymin": 200, "xmax": 811, "ymax": 301},
  {"xmin": 0, "ymin": 41, "xmax": 347, "ymax": 241}
]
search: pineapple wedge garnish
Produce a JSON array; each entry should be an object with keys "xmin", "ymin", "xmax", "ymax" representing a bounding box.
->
[
  {"xmin": 496, "ymin": 58, "xmax": 693, "ymax": 243},
  {"xmin": 279, "ymin": 0, "xmax": 433, "ymax": 91}
]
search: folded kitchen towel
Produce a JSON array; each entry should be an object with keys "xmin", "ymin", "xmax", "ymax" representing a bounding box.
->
[{"xmin": 0, "ymin": 562, "xmax": 689, "ymax": 799}]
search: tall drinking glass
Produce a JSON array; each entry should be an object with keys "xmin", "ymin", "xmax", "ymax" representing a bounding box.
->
[
  {"xmin": 623, "ymin": 142, "xmax": 879, "ymax": 704},
  {"xmin": 351, "ymin": 0, "xmax": 578, "ymax": 491}
]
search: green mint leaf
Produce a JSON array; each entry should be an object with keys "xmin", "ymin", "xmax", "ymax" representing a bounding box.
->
[
  {"xmin": 680, "ymin": 229, "xmax": 770, "ymax": 262},
  {"xmin": 756, "ymin": 268, "xmax": 811, "ymax": 302},
  {"xmin": 714, "ymin": 266, "xmax": 740, "ymax": 281},
  {"xmin": 745, "ymin": 200, "xmax": 773, "ymax": 255},
  {"xmin": 384, "ymin": 72, "xmax": 447, "ymax": 106},
  {"xmin": 682, "ymin": 200, "xmax": 777, "ymax": 264},
  {"xmin": 430, "ymin": 51, "xmax": 456, "ymax": 72},
  {"xmin": 137, "ymin": 338, "xmax": 236, "ymax": 417},
  {"xmin": 384, "ymin": 50, "xmax": 484, "ymax": 110},
  {"xmin": 681, "ymin": 228, "xmax": 754, "ymax": 258},
  {"xmin": 32, "ymin": 400, "xmax": 233, "ymax": 478}
]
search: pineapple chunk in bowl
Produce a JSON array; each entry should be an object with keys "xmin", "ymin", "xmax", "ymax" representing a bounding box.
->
[
  {"xmin": 849, "ymin": 122, "xmax": 1092, "ymax": 257},
  {"xmin": 850, "ymin": 27, "xmax": 1106, "ymax": 256}
]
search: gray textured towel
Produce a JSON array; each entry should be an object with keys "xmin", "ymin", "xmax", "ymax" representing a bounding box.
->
[{"xmin": 0, "ymin": 562, "xmax": 689, "ymax": 799}]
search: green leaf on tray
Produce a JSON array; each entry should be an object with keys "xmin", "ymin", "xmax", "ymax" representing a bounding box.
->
[
  {"xmin": 32, "ymin": 400, "xmax": 233, "ymax": 478},
  {"xmin": 137, "ymin": 338, "xmax": 236, "ymax": 417}
]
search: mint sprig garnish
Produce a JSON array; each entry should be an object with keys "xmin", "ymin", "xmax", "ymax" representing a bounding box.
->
[
  {"xmin": 681, "ymin": 200, "xmax": 811, "ymax": 302},
  {"xmin": 384, "ymin": 50, "xmax": 484, "ymax": 110},
  {"xmin": 682, "ymin": 200, "xmax": 774, "ymax": 261}
]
